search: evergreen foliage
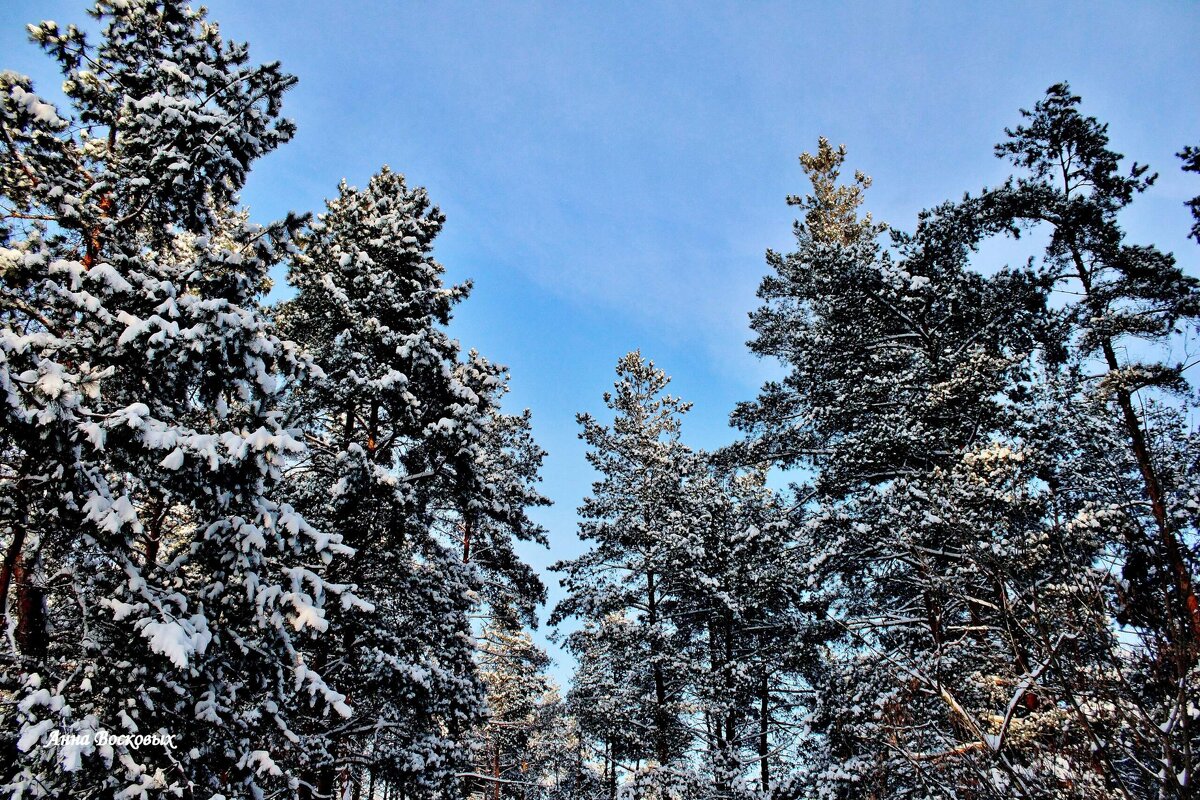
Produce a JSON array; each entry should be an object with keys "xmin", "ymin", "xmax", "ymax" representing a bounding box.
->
[
  {"xmin": 0, "ymin": 4, "xmax": 549, "ymax": 799},
  {"xmin": 3, "ymin": 4, "xmax": 1197, "ymax": 799}
]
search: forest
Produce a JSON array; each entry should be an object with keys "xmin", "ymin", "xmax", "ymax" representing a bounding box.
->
[{"xmin": 1, "ymin": 2, "xmax": 1199, "ymax": 799}]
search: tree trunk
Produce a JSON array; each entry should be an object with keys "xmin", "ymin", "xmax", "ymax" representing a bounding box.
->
[
  {"xmin": 367, "ymin": 401, "xmax": 380, "ymax": 459},
  {"xmin": 646, "ymin": 569, "xmax": 670, "ymax": 764},
  {"xmin": 319, "ymin": 766, "xmax": 336, "ymax": 800},
  {"xmin": 1070, "ymin": 244, "xmax": 1200, "ymax": 647},
  {"xmin": 758, "ymin": 672, "xmax": 770, "ymax": 792},
  {"xmin": 606, "ymin": 738, "xmax": 616, "ymax": 800},
  {"xmin": 13, "ymin": 552, "xmax": 46, "ymax": 658},
  {"xmin": 0, "ymin": 524, "xmax": 27, "ymax": 635},
  {"xmin": 492, "ymin": 742, "xmax": 501, "ymax": 800},
  {"xmin": 707, "ymin": 619, "xmax": 723, "ymax": 780},
  {"xmin": 720, "ymin": 611, "xmax": 738, "ymax": 796},
  {"xmin": 462, "ymin": 517, "xmax": 473, "ymax": 564},
  {"xmin": 144, "ymin": 492, "xmax": 166, "ymax": 572}
]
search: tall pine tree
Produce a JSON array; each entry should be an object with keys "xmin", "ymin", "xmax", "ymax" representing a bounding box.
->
[
  {"xmin": 734, "ymin": 136, "xmax": 1124, "ymax": 798},
  {"xmin": 932, "ymin": 83, "xmax": 1200, "ymax": 799},
  {"xmin": 0, "ymin": 2, "xmax": 355, "ymax": 797},
  {"xmin": 553, "ymin": 352, "xmax": 695, "ymax": 786},
  {"xmin": 276, "ymin": 167, "xmax": 549, "ymax": 798}
]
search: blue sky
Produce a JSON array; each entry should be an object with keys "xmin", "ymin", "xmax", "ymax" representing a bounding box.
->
[{"xmin": 3, "ymin": 1, "xmax": 1198, "ymax": 682}]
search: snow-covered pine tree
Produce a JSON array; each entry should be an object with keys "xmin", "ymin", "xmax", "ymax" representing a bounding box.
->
[
  {"xmin": 552, "ymin": 352, "xmax": 696, "ymax": 788},
  {"xmin": 555, "ymin": 354, "xmax": 820, "ymax": 800},
  {"xmin": 734, "ymin": 137, "xmax": 1125, "ymax": 798},
  {"xmin": 562, "ymin": 614, "xmax": 660, "ymax": 800},
  {"xmin": 669, "ymin": 464, "xmax": 818, "ymax": 798},
  {"xmin": 0, "ymin": 2, "xmax": 356, "ymax": 797},
  {"xmin": 275, "ymin": 166, "xmax": 549, "ymax": 799},
  {"xmin": 453, "ymin": 351, "xmax": 550, "ymax": 628},
  {"xmin": 523, "ymin": 687, "xmax": 603, "ymax": 800},
  {"xmin": 992, "ymin": 84, "xmax": 1200, "ymax": 647},
  {"xmin": 931, "ymin": 83, "xmax": 1200, "ymax": 799},
  {"xmin": 466, "ymin": 609, "xmax": 551, "ymax": 800}
]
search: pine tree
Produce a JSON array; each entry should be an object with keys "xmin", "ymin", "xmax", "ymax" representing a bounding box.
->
[
  {"xmin": 930, "ymin": 82, "xmax": 1200, "ymax": 799},
  {"xmin": 557, "ymin": 354, "xmax": 823, "ymax": 799},
  {"xmin": 0, "ymin": 2, "xmax": 355, "ymax": 797},
  {"xmin": 467, "ymin": 612, "xmax": 551, "ymax": 800},
  {"xmin": 524, "ymin": 689, "xmax": 604, "ymax": 800},
  {"xmin": 669, "ymin": 465, "xmax": 817, "ymax": 798},
  {"xmin": 996, "ymin": 84, "xmax": 1200, "ymax": 646},
  {"xmin": 733, "ymin": 135, "xmax": 1133, "ymax": 798},
  {"xmin": 561, "ymin": 615, "xmax": 660, "ymax": 800},
  {"xmin": 275, "ymin": 167, "xmax": 549, "ymax": 798},
  {"xmin": 552, "ymin": 352, "xmax": 696, "ymax": 785},
  {"xmin": 455, "ymin": 353, "xmax": 551, "ymax": 628}
]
